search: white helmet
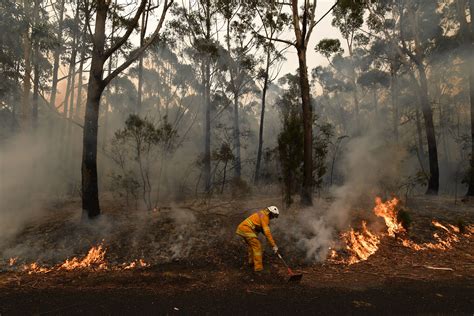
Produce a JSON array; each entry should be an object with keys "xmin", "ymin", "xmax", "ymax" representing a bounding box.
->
[{"xmin": 267, "ymin": 206, "xmax": 279, "ymax": 217}]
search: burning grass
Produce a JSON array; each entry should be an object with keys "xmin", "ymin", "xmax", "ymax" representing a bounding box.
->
[
  {"xmin": 331, "ymin": 197, "xmax": 474, "ymax": 264},
  {"xmin": 8, "ymin": 243, "xmax": 150, "ymax": 274}
]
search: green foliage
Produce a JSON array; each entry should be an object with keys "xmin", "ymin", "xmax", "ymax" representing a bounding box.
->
[
  {"xmin": 315, "ymin": 38, "xmax": 344, "ymax": 58},
  {"xmin": 313, "ymin": 122, "xmax": 334, "ymax": 190},
  {"xmin": 357, "ymin": 69, "xmax": 390, "ymax": 89},
  {"xmin": 276, "ymin": 74, "xmax": 303, "ymax": 206}
]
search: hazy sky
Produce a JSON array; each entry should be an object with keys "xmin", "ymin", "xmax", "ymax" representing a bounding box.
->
[{"xmin": 279, "ymin": 0, "xmax": 344, "ymax": 76}]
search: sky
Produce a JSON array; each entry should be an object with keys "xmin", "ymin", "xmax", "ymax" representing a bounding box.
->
[{"xmin": 278, "ymin": 0, "xmax": 345, "ymax": 76}]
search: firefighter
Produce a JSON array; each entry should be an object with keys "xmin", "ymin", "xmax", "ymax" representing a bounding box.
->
[{"xmin": 236, "ymin": 206, "xmax": 279, "ymax": 272}]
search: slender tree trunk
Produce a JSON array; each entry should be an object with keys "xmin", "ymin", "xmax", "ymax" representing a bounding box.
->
[
  {"xmin": 417, "ymin": 65, "xmax": 439, "ymax": 195},
  {"xmin": 21, "ymin": 0, "xmax": 32, "ymax": 132},
  {"xmin": 462, "ymin": 0, "xmax": 474, "ymax": 196},
  {"xmin": 49, "ymin": 0, "xmax": 65, "ymax": 108},
  {"xmin": 75, "ymin": 28, "xmax": 86, "ymax": 120},
  {"xmin": 32, "ymin": 0, "xmax": 40, "ymax": 130},
  {"xmin": 204, "ymin": 60, "xmax": 211, "ymax": 192},
  {"xmin": 415, "ymin": 108, "xmax": 426, "ymax": 167},
  {"xmin": 233, "ymin": 93, "xmax": 241, "ymax": 178},
  {"xmin": 297, "ymin": 47, "xmax": 313, "ymax": 205},
  {"xmin": 82, "ymin": 2, "xmax": 107, "ymax": 219},
  {"xmin": 467, "ymin": 58, "xmax": 474, "ymax": 196},
  {"xmin": 203, "ymin": 0, "xmax": 212, "ymax": 192},
  {"xmin": 391, "ymin": 65, "xmax": 399, "ymax": 143},
  {"xmin": 137, "ymin": 2, "xmax": 149, "ymax": 114},
  {"xmin": 351, "ymin": 70, "xmax": 360, "ymax": 133},
  {"xmin": 254, "ymin": 49, "xmax": 271, "ymax": 184}
]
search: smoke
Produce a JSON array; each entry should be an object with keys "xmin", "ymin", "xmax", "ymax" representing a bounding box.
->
[
  {"xmin": 167, "ymin": 208, "xmax": 198, "ymax": 259},
  {"xmin": 279, "ymin": 126, "xmax": 406, "ymax": 261},
  {"xmin": 0, "ymin": 132, "xmax": 61, "ymax": 248}
]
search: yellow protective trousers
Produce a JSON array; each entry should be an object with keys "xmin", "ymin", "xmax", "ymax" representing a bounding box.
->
[{"xmin": 242, "ymin": 236, "xmax": 263, "ymax": 271}]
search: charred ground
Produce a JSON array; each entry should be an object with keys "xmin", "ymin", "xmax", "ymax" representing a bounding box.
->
[{"xmin": 0, "ymin": 195, "xmax": 473, "ymax": 315}]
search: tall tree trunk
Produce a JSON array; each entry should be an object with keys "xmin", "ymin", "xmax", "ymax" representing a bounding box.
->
[
  {"xmin": 467, "ymin": 56, "xmax": 474, "ymax": 196},
  {"xmin": 82, "ymin": 2, "xmax": 107, "ymax": 219},
  {"xmin": 391, "ymin": 65, "xmax": 399, "ymax": 143},
  {"xmin": 254, "ymin": 49, "xmax": 271, "ymax": 184},
  {"xmin": 415, "ymin": 108, "xmax": 426, "ymax": 167},
  {"xmin": 351, "ymin": 69, "xmax": 360, "ymax": 133},
  {"xmin": 32, "ymin": 0, "xmax": 40, "ymax": 130},
  {"xmin": 21, "ymin": 0, "xmax": 32, "ymax": 132},
  {"xmin": 204, "ymin": 60, "xmax": 211, "ymax": 192},
  {"xmin": 297, "ymin": 48, "xmax": 313, "ymax": 205},
  {"xmin": 75, "ymin": 27, "xmax": 86, "ymax": 120},
  {"xmin": 49, "ymin": 0, "xmax": 65, "ymax": 108},
  {"xmin": 203, "ymin": 0, "xmax": 212, "ymax": 193},
  {"xmin": 137, "ymin": 2, "xmax": 149, "ymax": 114},
  {"xmin": 233, "ymin": 93, "xmax": 241, "ymax": 178},
  {"xmin": 417, "ymin": 65, "xmax": 439, "ymax": 195},
  {"xmin": 463, "ymin": 0, "xmax": 474, "ymax": 196}
]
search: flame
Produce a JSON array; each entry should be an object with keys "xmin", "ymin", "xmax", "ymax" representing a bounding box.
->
[
  {"xmin": 14, "ymin": 242, "xmax": 150, "ymax": 274},
  {"xmin": 335, "ymin": 197, "xmax": 473, "ymax": 265},
  {"xmin": 9, "ymin": 257, "xmax": 18, "ymax": 266},
  {"xmin": 59, "ymin": 244, "xmax": 108, "ymax": 271},
  {"xmin": 373, "ymin": 197, "xmax": 404, "ymax": 236},
  {"xmin": 341, "ymin": 221, "xmax": 380, "ymax": 264},
  {"xmin": 123, "ymin": 259, "xmax": 150, "ymax": 270},
  {"xmin": 22, "ymin": 262, "xmax": 52, "ymax": 275}
]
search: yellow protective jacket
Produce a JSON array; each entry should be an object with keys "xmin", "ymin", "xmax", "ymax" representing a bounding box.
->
[{"xmin": 236, "ymin": 209, "xmax": 276, "ymax": 247}]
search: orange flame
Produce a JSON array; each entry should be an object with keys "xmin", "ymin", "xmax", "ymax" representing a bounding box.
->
[
  {"xmin": 373, "ymin": 197, "xmax": 404, "ymax": 236},
  {"xmin": 335, "ymin": 197, "xmax": 473, "ymax": 265},
  {"xmin": 341, "ymin": 221, "xmax": 380, "ymax": 264},
  {"xmin": 14, "ymin": 242, "xmax": 150, "ymax": 274}
]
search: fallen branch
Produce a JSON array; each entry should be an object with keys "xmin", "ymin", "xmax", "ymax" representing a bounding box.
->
[{"xmin": 423, "ymin": 265, "xmax": 454, "ymax": 271}]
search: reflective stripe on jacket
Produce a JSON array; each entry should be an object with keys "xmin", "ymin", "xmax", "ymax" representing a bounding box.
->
[{"xmin": 236, "ymin": 209, "xmax": 276, "ymax": 247}]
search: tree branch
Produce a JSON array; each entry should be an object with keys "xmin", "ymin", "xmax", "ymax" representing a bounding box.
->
[
  {"xmin": 103, "ymin": 0, "xmax": 148, "ymax": 61},
  {"xmin": 103, "ymin": 0, "xmax": 174, "ymax": 86}
]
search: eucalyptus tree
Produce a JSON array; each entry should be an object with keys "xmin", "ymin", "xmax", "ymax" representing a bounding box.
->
[
  {"xmin": 454, "ymin": 0, "xmax": 474, "ymax": 196},
  {"xmin": 249, "ymin": 1, "xmax": 288, "ymax": 184},
  {"xmin": 171, "ymin": 0, "xmax": 224, "ymax": 193},
  {"xmin": 81, "ymin": 0, "xmax": 173, "ymax": 219},
  {"xmin": 220, "ymin": 0, "xmax": 259, "ymax": 179},
  {"xmin": 367, "ymin": 0, "xmax": 442, "ymax": 195},
  {"xmin": 254, "ymin": 0, "xmax": 339, "ymax": 205}
]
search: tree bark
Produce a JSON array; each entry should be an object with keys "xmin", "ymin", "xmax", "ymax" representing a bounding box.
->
[
  {"xmin": 75, "ymin": 26, "xmax": 87, "ymax": 120},
  {"xmin": 391, "ymin": 65, "xmax": 398, "ymax": 143},
  {"xmin": 137, "ymin": 1, "xmax": 149, "ymax": 114},
  {"xmin": 467, "ymin": 55, "xmax": 474, "ymax": 196},
  {"xmin": 82, "ymin": 2, "xmax": 107, "ymax": 219},
  {"xmin": 254, "ymin": 49, "xmax": 270, "ymax": 184},
  {"xmin": 203, "ymin": 0, "xmax": 212, "ymax": 192},
  {"xmin": 21, "ymin": 0, "xmax": 32, "ymax": 132},
  {"xmin": 203, "ymin": 60, "xmax": 211, "ymax": 192},
  {"xmin": 32, "ymin": 0, "xmax": 40, "ymax": 130},
  {"xmin": 233, "ymin": 93, "xmax": 242, "ymax": 178},
  {"xmin": 49, "ymin": 0, "xmax": 65, "ymax": 109},
  {"xmin": 461, "ymin": 0, "xmax": 474, "ymax": 196},
  {"xmin": 417, "ymin": 65, "xmax": 439, "ymax": 194},
  {"xmin": 297, "ymin": 48, "xmax": 313, "ymax": 205}
]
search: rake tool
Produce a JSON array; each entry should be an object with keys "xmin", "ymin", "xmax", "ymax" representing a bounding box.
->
[{"xmin": 276, "ymin": 252, "xmax": 303, "ymax": 282}]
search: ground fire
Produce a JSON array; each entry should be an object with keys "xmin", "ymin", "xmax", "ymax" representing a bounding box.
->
[
  {"xmin": 8, "ymin": 243, "xmax": 149, "ymax": 275},
  {"xmin": 332, "ymin": 197, "xmax": 474, "ymax": 264}
]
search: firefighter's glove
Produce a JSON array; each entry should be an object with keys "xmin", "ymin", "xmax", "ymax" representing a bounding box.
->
[{"xmin": 272, "ymin": 245, "xmax": 279, "ymax": 254}]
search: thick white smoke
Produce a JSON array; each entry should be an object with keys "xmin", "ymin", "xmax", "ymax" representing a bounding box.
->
[{"xmin": 279, "ymin": 126, "xmax": 406, "ymax": 261}]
